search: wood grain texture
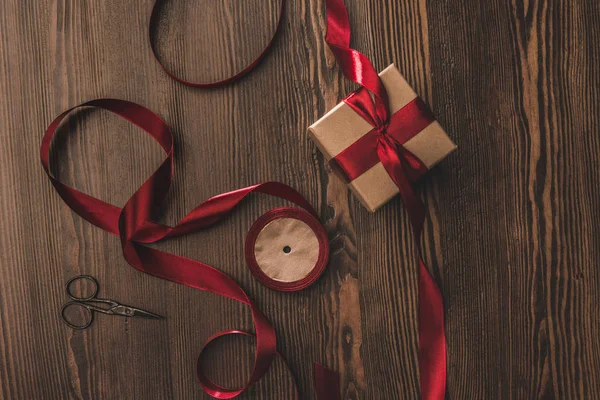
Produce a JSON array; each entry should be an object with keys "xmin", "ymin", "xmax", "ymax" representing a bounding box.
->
[{"xmin": 1, "ymin": 0, "xmax": 599, "ymax": 398}]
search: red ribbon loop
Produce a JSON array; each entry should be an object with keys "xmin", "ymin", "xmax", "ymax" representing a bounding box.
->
[
  {"xmin": 41, "ymin": 99, "xmax": 320, "ymax": 399},
  {"xmin": 149, "ymin": 0, "xmax": 285, "ymax": 87}
]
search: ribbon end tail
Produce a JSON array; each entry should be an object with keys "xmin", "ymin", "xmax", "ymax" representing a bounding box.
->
[{"xmin": 314, "ymin": 363, "xmax": 341, "ymax": 400}]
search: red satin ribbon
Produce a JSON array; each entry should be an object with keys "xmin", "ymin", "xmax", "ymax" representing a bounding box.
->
[
  {"xmin": 322, "ymin": 0, "xmax": 447, "ymax": 398},
  {"xmin": 333, "ymin": 93, "xmax": 435, "ymax": 183},
  {"xmin": 149, "ymin": 0, "xmax": 285, "ymax": 87},
  {"xmin": 40, "ymin": 99, "xmax": 323, "ymax": 399}
]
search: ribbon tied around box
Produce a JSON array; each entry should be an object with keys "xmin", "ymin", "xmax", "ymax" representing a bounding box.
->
[
  {"xmin": 308, "ymin": 0, "xmax": 452, "ymax": 398},
  {"xmin": 333, "ymin": 89, "xmax": 433, "ymax": 185},
  {"xmin": 41, "ymin": 0, "xmax": 453, "ymax": 397}
]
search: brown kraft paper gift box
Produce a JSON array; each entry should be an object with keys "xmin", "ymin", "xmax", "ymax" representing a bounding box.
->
[{"xmin": 308, "ymin": 64, "xmax": 457, "ymax": 212}]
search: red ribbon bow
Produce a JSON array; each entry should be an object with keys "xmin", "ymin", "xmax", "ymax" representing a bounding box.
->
[{"xmin": 334, "ymin": 89, "xmax": 434, "ymax": 184}]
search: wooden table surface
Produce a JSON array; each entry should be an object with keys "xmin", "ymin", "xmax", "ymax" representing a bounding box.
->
[{"xmin": 1, "ymin": 0, "xmax": 599, "ymax": 399}]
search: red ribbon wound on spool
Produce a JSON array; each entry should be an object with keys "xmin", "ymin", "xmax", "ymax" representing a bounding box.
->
[{"xmin": 245, "ymin": 207, "xmax": 329, "ymax": 292}]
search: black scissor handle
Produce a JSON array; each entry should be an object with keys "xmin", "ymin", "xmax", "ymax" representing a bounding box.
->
[
  {"xmin": 66, "ymin": 275, "xmax": 99, "ymax": 301},
  {"xmin": 61, "ymin": 302, "xmax": 94, "ymax": 330}
]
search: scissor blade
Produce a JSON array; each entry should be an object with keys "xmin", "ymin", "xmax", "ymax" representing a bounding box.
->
[{"xmin": 130, "ymin": 308, "xmax": 164, "ymax": 320}]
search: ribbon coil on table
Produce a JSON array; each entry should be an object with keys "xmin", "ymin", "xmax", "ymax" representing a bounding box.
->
[
  {"xmin": 149, "ymin": 0, "xmax": 285, "ymax": 87},
  {"xmin": 41, "ymin": 99, "xmax": 330, "ymax": 399}
]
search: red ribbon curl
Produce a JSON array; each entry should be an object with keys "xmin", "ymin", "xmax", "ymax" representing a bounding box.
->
[
  {"xmin": 322, "ymin": 0, "xmax": 448, "ymax": 398},
  {"xmin": 41, "ymin": 99, "xmax": 320, "ymax": 399},
  {"xmin": 149, "ymin": 0, "xmax": 285, "ymax": 87},
  {"xmin": 333, "ymin": 94, "xmax": 435, "ymax": 183}
]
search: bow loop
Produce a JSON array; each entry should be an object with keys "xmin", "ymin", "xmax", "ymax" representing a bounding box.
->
[{"xmin": 345, "ymin": 87, "xmax": 388, "ymax": 129}]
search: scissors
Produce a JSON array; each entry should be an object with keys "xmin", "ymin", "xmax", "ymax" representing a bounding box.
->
[{"xmin": 61, "ymin": 275, "xmax": 163, "ymax": 330}]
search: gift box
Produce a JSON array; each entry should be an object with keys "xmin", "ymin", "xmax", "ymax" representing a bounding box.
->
[{"xmin": 308, "ymin": 64, "xmax": 457, "ymax": 212}]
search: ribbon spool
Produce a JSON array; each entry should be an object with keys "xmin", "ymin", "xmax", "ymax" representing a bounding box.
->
[{"xmin": 245, "ymin": 207, "xmax": 329, "ymax": 292}]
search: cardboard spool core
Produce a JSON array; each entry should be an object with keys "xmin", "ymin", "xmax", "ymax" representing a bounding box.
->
[{"xmin": 245, "ymin": 208, "xmax": 329, "ymax": 292}]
